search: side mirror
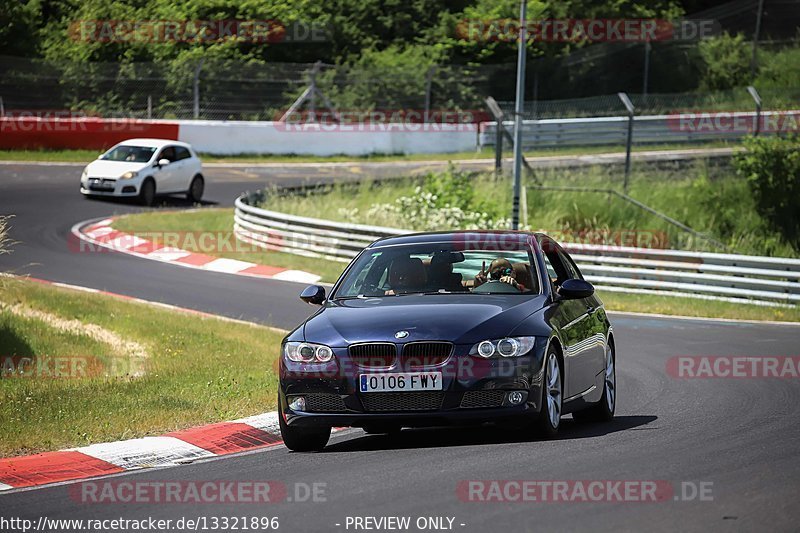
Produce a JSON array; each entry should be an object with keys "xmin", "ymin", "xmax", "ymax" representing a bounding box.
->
[
  {"xmin": 300, "ymin": 285, "xmax": 326, "ymax": 305},
  {"xmin": 558, "ymin": 278, "xmax": 595, "ymax": 300},
  {"xmin": 157, "ymin": 158, "xmax": 170, "ymax": 167}
]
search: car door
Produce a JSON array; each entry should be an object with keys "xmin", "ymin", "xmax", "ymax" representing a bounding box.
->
[
  {"xmin": 554, "ymin": 244, "xmax": 607, "ymax": 397},
  {"xmin": 539, "ymin": 238, "xmax": 595, "ymax": 399},
  {"xmin": 173, "ymin": 146, "xmax": 194, "ymax": 191},
  {"xmin": 154, "ymin": 146, "xmax": 179, "ymax": 192}
]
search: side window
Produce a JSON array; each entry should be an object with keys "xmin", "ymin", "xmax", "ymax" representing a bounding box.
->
[
  {"xmin": 175, "ymin": 146, "xmax": 191, "ymax": 160},
  {"xmin": 539, "ymin": 237, "xmax": 571, "ymax": 286},
  {"xmin": 158, "ymin": 146, "xmax": 176, "ymax": 162},
  {"xmin": 556, "ymin": 247, "xmax": 583, "ymax": 280},
  {"xmin": 541, "ymin": 252, "xmax": 558, "ymax": 283}
]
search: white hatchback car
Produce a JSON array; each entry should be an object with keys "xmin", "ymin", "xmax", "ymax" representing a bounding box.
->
[{"xmin": 80, "ymin": 138, "xmax": 204, "ymax": 206}]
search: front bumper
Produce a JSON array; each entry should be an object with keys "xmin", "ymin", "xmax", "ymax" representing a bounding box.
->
[
  {"xmin": 279, "ymin": 339, "xmax": 548, "ymax": 429},
  {"xmin": 80, "ymin": 176, "xmax": 141, "ymax": 197}
]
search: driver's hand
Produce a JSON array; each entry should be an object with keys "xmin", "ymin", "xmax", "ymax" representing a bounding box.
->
[{"xmin": 500, "ymin": 276, "xmax": 519, "ymax": 288}]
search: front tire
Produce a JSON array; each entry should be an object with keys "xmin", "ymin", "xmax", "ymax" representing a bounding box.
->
[
  {"xmin": 278, "ymin": 407, "xmax": 330, "ymax": 452},
  {"xmin": 187, "ymin": 175, "xmax": 204, "ymax": 203},
  {"xmin": 573, "ymin": 342, "xmax": 616, "ymax": 423},
  {"xmin": 535, "ymin": 347, "xmax": 563, "ymax": 438},
  {"xmin": 139, "ymin": 179, "xmax": 155, "ymax": 207}
]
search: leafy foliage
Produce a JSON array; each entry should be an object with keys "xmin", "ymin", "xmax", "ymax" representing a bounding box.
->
[
  {"xmin": 698, "ymin": 32, "xmax": 751, "ymax": 91},
  {"xmin": 735, "ymin": 135, "xmax": 800, "ymax": 248}
]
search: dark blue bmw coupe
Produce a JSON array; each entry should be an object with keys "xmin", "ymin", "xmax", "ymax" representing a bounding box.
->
[{"xmin": 278, "ymin": 231, "xmax": 616, "ymax": 451}]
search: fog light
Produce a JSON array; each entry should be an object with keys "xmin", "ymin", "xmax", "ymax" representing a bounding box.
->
[
  {"xmin": 507, "ymin": 391, "xmax": 524, "ymax": 405},
  {"xmin": 288, "ymin": 396, "xmax": 306, "ymax": 412}
]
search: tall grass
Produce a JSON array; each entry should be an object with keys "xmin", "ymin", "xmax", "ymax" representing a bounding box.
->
[{"xmin": 265, "ymin": 160, "xmax": 797, "ymax": 258}]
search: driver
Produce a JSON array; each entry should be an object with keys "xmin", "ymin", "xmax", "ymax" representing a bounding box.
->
[{"xmin": 473, "ymin": 257, "xmax": 526, "ymax": 292}]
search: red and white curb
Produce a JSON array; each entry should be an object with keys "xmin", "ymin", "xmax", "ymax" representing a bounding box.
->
[
  {"xmin": 72, "ymin": 217, "xmax": 321, "ymax": 284},
  {"xmin": 0, "ymin": 413, "xmax": 286, "ymax": 491}
]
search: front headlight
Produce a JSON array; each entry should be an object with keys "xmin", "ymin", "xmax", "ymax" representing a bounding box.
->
[
  {"xmin": 469, "ymin": 337, "xmax": 537, "ymax": 358},
  {"xmin": 284, "ymin": 342, "xmax": 335, "ymax": 363},
  {"xmin": 81, "ymin": 168, "xmax": 88, "ymax": 180},
  {"xmin": 120, "ymin": 171, "xmax": 138, "ymax": 180}
]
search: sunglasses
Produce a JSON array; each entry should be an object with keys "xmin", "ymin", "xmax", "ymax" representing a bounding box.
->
[{"xmin": 490, "ymin": 267, "xmax": 513, "ymax": 280}]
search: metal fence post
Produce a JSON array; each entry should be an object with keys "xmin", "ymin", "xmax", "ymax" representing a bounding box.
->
[
  {"xmin": 0, "ymin": 96, "xmax": 4, "ymax": 117},
  {"xmin": 424, "ymin": 66, "xmax": 435, "ymax": 123},
  {"xmin": 747, "ymin": 86, "xmax": 762, "ymax": 137},
  {"xmin": 751, "ymin": 0, "xmax": 765, "ymax": 79},
  {"xmin": 618, "ymin": 92, "xmax": 635, "ymax": 194},
  {"xmin": 193, "ymin": 60, "xmax": 204, "ymax": 120},
  {"xmin": 643, "ymin": 40, "xmax": 651, "ymax": 99},
  {"xmin": 485, "ymin": 97, "xmax": 505, "ymax": 177},
  {"xmin": 147, "ymin": 95, "xmax": 152, "ymax": 119},
  {"xmin": 511, "ymin": 0, "xmax": 528, "ymax": 230},
  {"xmin": 309, "ymin": 62, "xmax": 319, "ymax": 121}
]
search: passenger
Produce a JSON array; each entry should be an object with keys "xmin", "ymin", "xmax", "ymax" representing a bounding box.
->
[{"xmin": 473, "ymin": 258, "xmax": 526, "ymax": 292}]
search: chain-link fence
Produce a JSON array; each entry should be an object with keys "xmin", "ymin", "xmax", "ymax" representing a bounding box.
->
[{"xmin": 2, "ymin": 53, "xmax": 797, "ymax": 123}]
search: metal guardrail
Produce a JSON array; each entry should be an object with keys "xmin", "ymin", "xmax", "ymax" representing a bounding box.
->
[
  {"xmin": 479, "ymin": 110, "xmax": 796, "ymax": 149},
  {"xmin": 234, "ymin": 191, "xmax": 800, "ymax": 307}
]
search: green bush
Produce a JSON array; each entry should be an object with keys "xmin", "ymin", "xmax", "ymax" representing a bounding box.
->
[
  {"xmin": 735, "ymin": 135, "xmax": 800, "ymax": 248},
  {"xmin": 698, "ymin": 32, "xmax": 751, "ymax": 91}
]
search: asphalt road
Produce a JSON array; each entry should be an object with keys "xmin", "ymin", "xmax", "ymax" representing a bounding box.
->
[{"xmin": 1, "ymin": 161, "xmax": 799, "ymax": 532}]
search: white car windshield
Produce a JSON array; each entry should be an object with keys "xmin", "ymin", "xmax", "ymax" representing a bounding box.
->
[{"xmin": 101, "ymin": 145, "xmax": 157, "ymax": 163}]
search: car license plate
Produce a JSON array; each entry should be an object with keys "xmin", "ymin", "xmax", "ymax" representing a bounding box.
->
[{"xmin": 359, "ymin": 372, "xmax": 442, "ymax": 393}]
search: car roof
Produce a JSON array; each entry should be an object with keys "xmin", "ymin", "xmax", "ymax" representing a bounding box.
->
[
  {"xmin": 369, "ymin": 230, "xmax": 546, "ymax": 248},
  {"xmin": 115, "ymin": 138, "xmax": 192, "ymax": 149}
]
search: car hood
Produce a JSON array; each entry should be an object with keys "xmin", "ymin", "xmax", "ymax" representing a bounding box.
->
[
  {"xmin": 85, "ymin": 160, "xmax": 150, "ymax": 178},
  {"xmin": 303, "ymin": 294, "xmax": 548, "ymax": 347}
]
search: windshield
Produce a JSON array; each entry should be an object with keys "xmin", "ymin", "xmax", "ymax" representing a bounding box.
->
[
  {"xmin": 101, "ymin": 145, "xmax": 157, "ymax": 163},
  {"xmin": 333, "ymin": 241, "xmax": 539, "ymax": 298}
]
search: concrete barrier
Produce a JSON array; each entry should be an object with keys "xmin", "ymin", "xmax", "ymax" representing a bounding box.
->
[
  {"xmin": 177, "ymin": 120, "xmax": 478, "ymax": 156},
  {"xmin": 0, "ymin": 117, "xmax": 179, "ymax": 150}
]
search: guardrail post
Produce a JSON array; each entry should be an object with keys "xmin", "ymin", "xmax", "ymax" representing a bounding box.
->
[
  {"xmin": 747, "ymin": 86, "xmax": 762, "ymax": 137},
  {"xmin": 618, "ymin": 92, "xmax": 635, "ymax": 193}
]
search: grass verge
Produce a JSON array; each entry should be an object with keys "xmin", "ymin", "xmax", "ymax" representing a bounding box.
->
[
  {"xmin": 111, "ymin": 209, "xmax": 800, "ymax": 323},
  {"xmin": 0, "ymin": 142, "xmax": 734, "ymax": 164},
  {"xmin": 0, "ymin": 276, "xmax": 285, "ymax": 457}
]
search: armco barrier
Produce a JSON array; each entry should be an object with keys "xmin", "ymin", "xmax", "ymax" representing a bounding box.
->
[
  {"xmin": 234, "ymin": 190, "xmax": 800, "ymax": 307},
  {"xmin": 479, "ymin": 110, "xmax": 798, "ymax": 149}
]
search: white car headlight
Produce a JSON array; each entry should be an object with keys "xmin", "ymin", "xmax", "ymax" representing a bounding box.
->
[
  {"xmin": 81, "ymin": 169, "xmax": 88, "ymax": 180},
  {"xmin": 120, "ymin": 171, "xmax": 138, "ymax": 180},
  {"xmin": 470, "ymin": 337, "xmax": 537, "ymax": 358},
  {"xmin": 284, "ymin": 342, "xmax": 335, "ymax": 363}
]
